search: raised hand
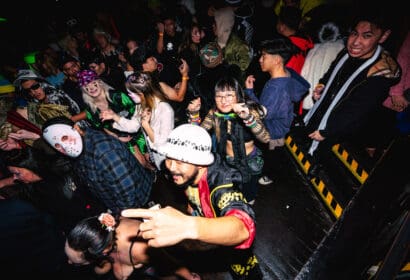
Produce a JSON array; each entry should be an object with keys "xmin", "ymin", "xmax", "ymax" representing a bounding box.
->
[
  {"xmin": 245, "ymin": 75, "xmax": 255, "ymax": 89},
  {"xmin": 179, "ymin": 58, "xmax": 189, "ymax": 76},
  {"xmin": 121, "ymin": 206, "xmax": 195, "ymax": 247},
  {"xmin": 187, "ymin": 97, "xmax": 201, "ymax": 113},
  {"xmin": 312, "ymin": 84, "xmax": 325, "ymax": 101},
  {"xmin": 232, "ymin": 103, "xmax": 250, "ymax": 119}
]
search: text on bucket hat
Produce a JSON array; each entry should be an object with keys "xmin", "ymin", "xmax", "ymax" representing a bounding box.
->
[
  {"xmin": 77, "ymin": 70, "xmax": 99, "ymax": 87},
  {"xmin": 157, "ymin": 124, "xmax": 214, "ymax": 165}
]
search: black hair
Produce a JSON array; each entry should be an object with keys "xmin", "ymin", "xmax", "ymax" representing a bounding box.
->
[
  {"xmin": 259, "ymin": 37, "xmax": 301, "ymax": 64},
  {"xmin": 132, "ymin": 48, "xmax": 156, "ymax": 72},
  {"xmin": 278, "ymin": 6, "xmax": 302, "ymax": 31},
  {"xmin": 42, "ymin": 116, "xmax": 75, "ymax": 132},
  {"xmin": 160, "ymin": 11, "xmax": 177, "ymax": 22},
  {"xmin": 349, "ymin": 0, "xmax": 398, "ymax": 32},
  {"xmin": 2, "ymin": 147, "xmax": 43, "ymax": 177},
  {"xmin": 67, "ymin": 215, "xmax": 116, "ymax": 266},
  {"xmin": 214, "ymin": 76, "xmax": 245, "ymax": 103},
  {"xmin": 86, "ymin": 52, "xmax": 106, "ymax": 66},
  {"xmin": 59, "ymin": 55, "xmax": 80, "ymax": 71},
  {"xmin": 214, "ymin": 76, "xmax": 266, "ymax": 117}
]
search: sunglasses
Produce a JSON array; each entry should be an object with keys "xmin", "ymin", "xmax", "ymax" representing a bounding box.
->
[{"xmin": 23, "ymin": 83, "xmax": 41, "ymax": 92}]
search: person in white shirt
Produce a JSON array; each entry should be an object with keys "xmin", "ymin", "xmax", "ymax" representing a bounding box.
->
[{"xmin": 101, "ymin": 71, "xmax": 174, "ymax": 171}]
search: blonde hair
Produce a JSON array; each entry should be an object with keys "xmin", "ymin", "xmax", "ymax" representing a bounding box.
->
[{"xmin": 81, "ymin": 80, "xmax": 113, "ymax": 113}]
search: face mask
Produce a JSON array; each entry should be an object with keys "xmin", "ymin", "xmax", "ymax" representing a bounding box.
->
[
  {"xmin": 127, "ymin": 89, "xmax": 141, "ymax": 104},
  {"xmin": 43, "ymin": 124, "xmax": 83, "ymax": 157}
]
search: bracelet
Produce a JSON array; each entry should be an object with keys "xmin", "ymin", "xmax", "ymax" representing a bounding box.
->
[
  {"xmin": 182, "ymin": 76, "xmax": 189, "ymax": 81},
  {"xmin": 158, "ymin": 32, "xmax": 164, "ymax": 37},
  {"xmin": 246, "ymin": 121, "xmax": 257, "ymax": 128},
  {"xmin": 190, "ymin": 117, "xmax": 201, "ymax": 124}
]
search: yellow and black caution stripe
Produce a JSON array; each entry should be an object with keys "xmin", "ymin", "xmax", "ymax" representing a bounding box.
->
[
  {"xmin": 401, "ymin": 262, "xmax": 410, "ymax": 271},
  {"xmin": 310, "ymin": 176, "xmax": 343, "ymax": 218},
  {"xmin": 285, "ymin": 135, "xmax": 311, "ymax": 175},
  {"xmin": 332, "ymin": 144, "xmax": 369, "ymax": 184},
  {"xmin": 285, "ymin": 136, "xmax": 343, "ymax": 219}
]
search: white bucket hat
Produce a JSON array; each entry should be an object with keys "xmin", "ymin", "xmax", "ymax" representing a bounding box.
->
[{"xmin": 157, "ymin": 124, "xmax": 214, "ymax": 165}]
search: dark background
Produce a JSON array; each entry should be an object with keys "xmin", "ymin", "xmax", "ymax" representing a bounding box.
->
[{"xmin": 0, "ymin": 0, "xmax": 407, "ymax": 75}]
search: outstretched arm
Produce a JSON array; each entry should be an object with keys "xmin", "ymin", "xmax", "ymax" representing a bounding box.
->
[{"xmin": 121, "ymin": 206, "xmax": 249, "ymax": 247}]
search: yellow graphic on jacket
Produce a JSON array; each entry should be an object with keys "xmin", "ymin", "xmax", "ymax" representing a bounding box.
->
[{"xmin": 231, "ymin": 255, "xmax": 259, "ymax": 276}]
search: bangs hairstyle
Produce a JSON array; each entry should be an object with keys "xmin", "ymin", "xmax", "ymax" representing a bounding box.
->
[
  {"xmin": 259, "ymin": 36, "xmax": 301, "ymax": 64},
  {"xmin": 214, "ymin": 76, "xmax": 266, "ymax": 118},
  {"xmin": 214, "ymin": 76, "xmax": 245, "ymax": 103}
]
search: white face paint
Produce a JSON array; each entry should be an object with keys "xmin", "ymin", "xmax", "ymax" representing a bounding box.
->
[
  {"xmin": 126, "ymin": 88, "xmax": 141, "ymax": 104},
  {"xmin": 43, "ymin": 124, "xmax": 83, "ymax": 157}
]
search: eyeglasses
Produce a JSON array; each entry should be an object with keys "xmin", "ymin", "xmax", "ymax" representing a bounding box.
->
[
  {"xmin": 215, "ymin": 93, "xmax": 236, "ymax": 102},
  {"xmin": 23, "ymin": 83, "xmax": 41, "ymax": 92}
]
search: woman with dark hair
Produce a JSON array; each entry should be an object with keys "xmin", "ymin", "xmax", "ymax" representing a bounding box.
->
[
  {"xmin": 187, "ymin": 76, "xmax": 270, "ymax": 204},
  {"xmin": 65, "ymin": 212, "xmax": 200, "ymax": 279},
  {"xmin": 178, "ymin": 23, "xmax": 207, "ymax": 80}
]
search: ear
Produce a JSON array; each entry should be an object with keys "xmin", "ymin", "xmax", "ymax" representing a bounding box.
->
[
  {"xmin": 273, "ymin": 54, "xmax": 283, "ymax": 65},
  {"xmin": 379, "ymin": 29, "xmax": 391, "ymax": 44}
]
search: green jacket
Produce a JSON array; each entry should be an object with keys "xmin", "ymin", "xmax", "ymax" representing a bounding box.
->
[{"xmin": 222, "ymin": 33, "xmax": 251, "ymax": 74}]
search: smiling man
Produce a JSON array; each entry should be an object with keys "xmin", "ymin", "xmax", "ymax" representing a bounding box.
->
[
  {"xmin": 300, "ymin": 10, "xmax": 401, "ymax": 161},
  {"xmin": 122, "ymin": 124, "xmax": 263, "ymax": 280}
]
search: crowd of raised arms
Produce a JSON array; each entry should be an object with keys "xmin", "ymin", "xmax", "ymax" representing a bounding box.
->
[{"xmin": 0, "ymin": 0, "xmax": 408, "ymax": 279}]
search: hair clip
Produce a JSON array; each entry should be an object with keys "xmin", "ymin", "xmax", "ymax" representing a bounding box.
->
[{"xmin": 98, "ymin": 213, "xmax": 116, "ymax": 232}]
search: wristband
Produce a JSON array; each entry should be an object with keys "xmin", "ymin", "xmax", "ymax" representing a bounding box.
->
[
  {"xmin": 182, "ymin": 76, "xmax": 189, "ymax": 81},
  {"xmin": 190, "ymin": 117, "xmax": 201, "ymax": 124},
  {"xmin": 158, "ymin": 32, "xmax": 164, "ymax": 37}
]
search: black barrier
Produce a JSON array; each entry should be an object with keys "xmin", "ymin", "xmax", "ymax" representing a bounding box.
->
[
  {"xmin": 285, "ymin": 135, "xmax": 343, "ymax": 219},
  {"xmin": 332, "ymin": 144, "xmax": 369, "ymax": 185},
  {"xmin": 285, "ymin": 133, "xmax": 382, "ymax": 219},
  {"xmin": 295, "ymin": 136, "xmax": 410, "ymax": 279}
]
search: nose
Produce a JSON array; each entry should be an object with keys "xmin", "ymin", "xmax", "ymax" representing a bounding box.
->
[{"xmin": 351, "ymin": 36, "xmax": 361, "ymax": 45}]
